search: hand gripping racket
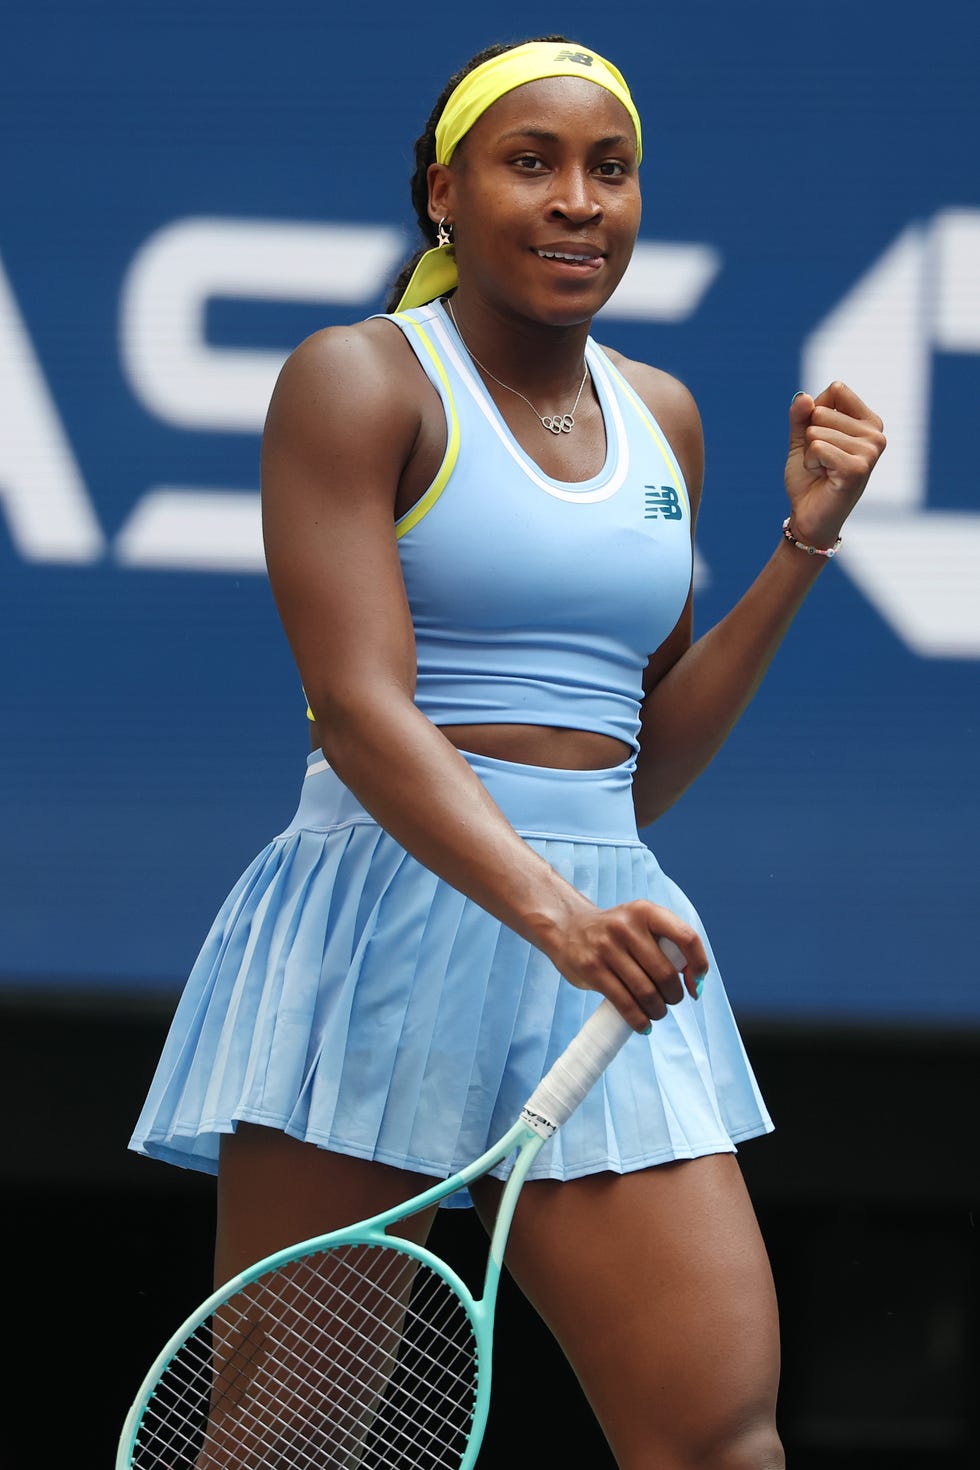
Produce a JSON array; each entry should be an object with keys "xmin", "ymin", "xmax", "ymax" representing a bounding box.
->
[{"xmin": 118, "ymin": 974, "xmax": 673, "ymax": 1470}]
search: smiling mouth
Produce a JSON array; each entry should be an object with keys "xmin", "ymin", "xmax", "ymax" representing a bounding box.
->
[{"xmin": 535, "ymin": 249, "xmax": 603, "ymax": 266}]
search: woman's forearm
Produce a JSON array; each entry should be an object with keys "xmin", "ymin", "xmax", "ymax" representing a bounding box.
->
[
  {"xmin": 318, "ymin": 691, "xmax": 592, "ymax": 949},
  {"xmin": 632, "ymin": 535, "xmax": 828, "ymax": 827},
  {"xmin": 631, "ymin": 381, "xmax": 886, "ymax": 827}
]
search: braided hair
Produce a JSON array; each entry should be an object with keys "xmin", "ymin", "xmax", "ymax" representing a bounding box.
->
[{"xmin": 384, "ymin": 36, "xmax": 572, "ymax": 312}]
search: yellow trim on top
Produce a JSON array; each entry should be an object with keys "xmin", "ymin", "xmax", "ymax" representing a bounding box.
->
[
  {"xmin": 609, "ymin": 368, "xmax": 690, "ymax": 519},
  {"xmin": 393, "ymin": 312, "xmax": 460, "ymax": 540}
]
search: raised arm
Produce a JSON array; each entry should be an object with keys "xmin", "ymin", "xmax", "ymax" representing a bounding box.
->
[
  {"xmin": 261, "ymin": 323, "xmax": 707, "ymax": 1028},
  {"xmin": 630, "ymin": 379, "xmax": 886, "ymax": 827}
]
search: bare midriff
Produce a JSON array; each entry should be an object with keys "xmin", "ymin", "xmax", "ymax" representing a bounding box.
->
[
  {"xmin": 308, "ymin": 720, "xmax": 631, "ymax": 772},
  {"xmin": 438, "ymin": 723, "xmax": 631, "ymax": 771}
]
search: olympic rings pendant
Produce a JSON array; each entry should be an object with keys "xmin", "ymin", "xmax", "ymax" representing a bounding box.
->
[{"xmin": 542, "ymin": 413, "xmax": 576, "ymax": 434}]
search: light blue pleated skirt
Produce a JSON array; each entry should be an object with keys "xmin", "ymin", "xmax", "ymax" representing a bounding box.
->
[{"xmin": 130, "ymin": 749, "xmax": 772, "ymax": 1206}]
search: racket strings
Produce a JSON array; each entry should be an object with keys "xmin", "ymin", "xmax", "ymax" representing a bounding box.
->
[
  {"xmin": 210, "ymin": 1256, "xmax": 464, "ymax": 1468},
  {"xmin": 138, "ymin": 1258, "xmax": 443, "ymax": 1470},
  {"xmin": 130, "ymin": 1242, "xmax": 479, "ymax": 1469},
  {"xmin": 146, "ymin": 1257, "xmax": 436, "ymax": 1470}
]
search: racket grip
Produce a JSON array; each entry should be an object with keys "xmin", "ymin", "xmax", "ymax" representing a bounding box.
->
[{"xmin": 522, "ymin": 1000, "xmax": 634, "ymax": 1132}]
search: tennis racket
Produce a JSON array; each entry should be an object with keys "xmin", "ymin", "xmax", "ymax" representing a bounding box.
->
[{"xmin": 118, "ymin": 954, "xmax": 681, "ymax": 1470}]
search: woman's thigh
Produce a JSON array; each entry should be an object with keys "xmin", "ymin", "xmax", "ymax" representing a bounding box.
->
[
  {"xmin": 470, "ymin": 1154, "xmax": 783, "ymax": 1470},
  {"xmin": 214, "ymin": 1122, "xmax": 440, "ymax": 1289}
]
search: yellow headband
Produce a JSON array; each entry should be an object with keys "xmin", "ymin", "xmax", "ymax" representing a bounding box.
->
[
  {"xmin": 396, "ymin": 41, "xmax": 642, "ymax": 312},
  {"xmin": 435, "ymin": 41, "xmax": 642, "ymax": 167}
]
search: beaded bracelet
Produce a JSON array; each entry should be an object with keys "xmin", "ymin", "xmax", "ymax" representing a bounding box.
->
[{"xmin": 782, "ymin": 516, "xmax": 842, "ymax": 558}]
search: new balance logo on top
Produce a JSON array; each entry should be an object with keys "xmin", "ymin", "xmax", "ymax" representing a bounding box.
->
[
  {"xmin": 554, "ymin": 50, "xmax": 594, "ymax": 66},
  {"xmin": 644, "ymin": 486, "xmax": 683, "ymax": 520}
]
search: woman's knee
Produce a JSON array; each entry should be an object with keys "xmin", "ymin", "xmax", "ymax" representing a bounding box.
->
[
  {"xmin": 719, "ymin": 1423, "xmax": 785, "ymax": 1470},
  {"xmin": 620, "ymin": 1414, "xmax": 783, "ymax": 1470},
  {"xmin": 685, "ymin": 1413, "xmax": 784, "ymax": 1470},
  {"xmin": 613, "ymin": 1389, "xmax": 783, "ymax": 1470}
]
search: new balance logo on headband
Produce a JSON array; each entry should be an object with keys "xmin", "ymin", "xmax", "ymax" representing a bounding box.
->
[
  {"xmin": 644, "ymin": 487, "xmax": 683, "ymax": 520},
  {"xmin": 554, "ymin": 50, "xmax": 594, "ymax": 66}
]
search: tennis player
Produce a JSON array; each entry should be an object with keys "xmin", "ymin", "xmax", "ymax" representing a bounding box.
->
[{"xmin": 131, "ymin": 36, "xmax": 885, "ymax": 1468}]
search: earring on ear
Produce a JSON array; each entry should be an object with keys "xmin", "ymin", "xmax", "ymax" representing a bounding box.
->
[{"xmin": 436, "ymin": 217, "xmax": 454, "ymax": 248}]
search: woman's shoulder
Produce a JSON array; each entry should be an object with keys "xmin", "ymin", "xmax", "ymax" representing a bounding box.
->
[
  {"xmin": 596, "ymin": 344, "xmax": 700, "ymax": 429},
  {"xmin": 596, "ymin": 344, "xmax": 704, "ymax": 496},
  {"xmin": 274, "ymin": 315, "xmax": 418, "ymax": 400},
  {"xmin": 264, "ymin": 316, "xmax": 426, "ymax": 450}
]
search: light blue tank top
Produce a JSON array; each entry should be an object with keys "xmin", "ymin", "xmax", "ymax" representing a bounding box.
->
[{"xmin": 385, "ymin": 301, "xmax": 693, "ymax": 754}]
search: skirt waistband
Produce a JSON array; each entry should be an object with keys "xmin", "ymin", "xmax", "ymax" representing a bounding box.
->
[{"xmin": 280, "ymin": 748, "xmax": 643, "ymax": 845}]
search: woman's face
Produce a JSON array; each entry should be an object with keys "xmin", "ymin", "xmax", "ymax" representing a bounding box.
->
[{"xmin": 430, "ymin": 76, "xmax": 642, "ymax": 327}]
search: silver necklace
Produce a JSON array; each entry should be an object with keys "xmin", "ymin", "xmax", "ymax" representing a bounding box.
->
[{"xmin": 446, "ymin": 299, "xmax": 589, "ymax": 434}]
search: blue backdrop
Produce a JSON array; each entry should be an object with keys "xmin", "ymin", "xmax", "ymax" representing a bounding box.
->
[{"xmin": 3, "ymin": 0, "xmax": 978, "ymax": 1026}]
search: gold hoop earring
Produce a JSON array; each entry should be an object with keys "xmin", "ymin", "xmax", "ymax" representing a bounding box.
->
[{"xmin": 436, "ymin": 217, "xmax": 454, "ymax": 248}]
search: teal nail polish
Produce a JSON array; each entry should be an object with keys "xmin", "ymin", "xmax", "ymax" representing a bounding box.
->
[
  {"xmin": 642, "ymin": 1022, "xmax": 653, "ymax": 1035},
  {"xmin": 695, "ymin": 975, "xmax": 705, "ymax": 1000},
  {"xmin": 791, "ymin": 389, "xmax": 806, "ymax": 403}
]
